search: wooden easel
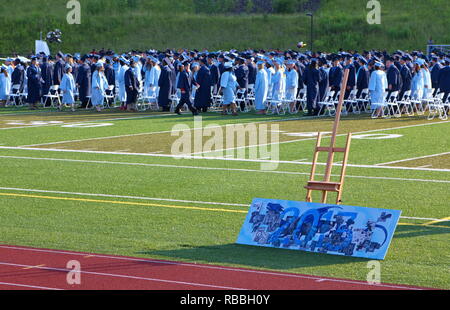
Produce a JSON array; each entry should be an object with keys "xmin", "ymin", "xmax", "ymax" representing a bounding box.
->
[{"xmin": 305, "ymin": 69, "xmax": 352, "ymax": 205}]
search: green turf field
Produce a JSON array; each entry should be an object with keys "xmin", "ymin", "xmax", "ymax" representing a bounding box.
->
[{"xmin": 0, "ymin": 107, "xmax": 449, "ymax": 289}]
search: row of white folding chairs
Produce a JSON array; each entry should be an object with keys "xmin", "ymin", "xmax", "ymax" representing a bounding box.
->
[
  {"xmin": 6, "ymin": 84, "xmax": 28, "ymax": 107},
  {"xmin": 375, "ymin": 89, "xmax": 449, "ymax": 120}
]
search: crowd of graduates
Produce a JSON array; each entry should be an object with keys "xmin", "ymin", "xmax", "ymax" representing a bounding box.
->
[{"xmin": 0, "ymin": 48, "xmax": 449, "ymax": 117}]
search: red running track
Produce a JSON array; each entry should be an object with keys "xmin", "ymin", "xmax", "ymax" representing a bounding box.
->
[{"xmin": 0, "ymin": 245, "xmax": 430, "ymax": 290}]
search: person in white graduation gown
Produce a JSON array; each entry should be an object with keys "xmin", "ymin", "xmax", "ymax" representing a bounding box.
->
[
  {"xmin": 60, "ymin": 64, "xmax": 76, "ymax": 111},
  {"xmin": 91, "ymin": 62, "xmax": 109, "ymax": 112},
  {"xmin": 411, "ymin": 60, "xmax": 425, "ymax": 100},
  {"xmin": 254, "ymin": 61, "xmax": 269, "ymax": 114},
  {"xmin": 219, "ymin": 62, "xmax": 238, "ymax": 116},
  {"xmin": 285, "ymin": 60, "xmax": 299, "ymax": 112},
  {"xmin": 369, "ymin": 62, "xmax": 388, "ymax": 117},
  {"xmin": 117, "ymin": 57, "xmax": 129, "ymax": 110}
]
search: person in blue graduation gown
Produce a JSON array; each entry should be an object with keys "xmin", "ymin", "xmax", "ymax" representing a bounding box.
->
[
  {"xmin": 158, "ymin": 57, "xmax": 173, "ymax": 112},
  {"xmin": 26, "ymin": 57, "xmax": 43, "ymax": 110},
  {"xmin": 208, "ymin": 55, "xmax": 220, "ymax": 95},
  {"xmin": 438, "ymin": 58, "xmax": 450, "ymax": 103},
  {"xmin": 124, "ymin": 59, "xmax": 140, "ymax": 112},
  {"xmin": 386, "ymin": 58, "xmax": 401, "ymax": 100},
  {"xmin": 356, "ymin": 57, "xmax": 370, "ymax": 98},
  {"xmin": 9, "ymin": 59, "xmax": 24, "ymax": 105},
  {"xmin": 91, "ymin": 62, "xmax": 109, "ymax": 112},
  {"xmin": 369, "ymin": 62, "xmax": 388, "ymax": 117},
  {"xmin": 219, "ymin": 62, "xmax": 239, "ymax": 116},
  {"xmin": 53, "ymin": 52, "xmax": 66, "ymax": 87},
  {"xmin": 11, "ymin": 58, "xmax": 25, "ymax": 90},
  {"xmin": 175, "ymin": 61, "xmax": 198, "ymax": 116},
  {"xmin": 399, "ymin": 56, "xmax": 412, "ymax": 100},
  {"xmin": 343, "ymin": 55, "xmax": 356, "ymax": 100},
  {"xmin": 303, "ymin": 59, "xmax": 322, "ymax": 116},
  {"xmin": 76, "ymin": 55, "xmax": 92, "ymax": 109},
  {"xmin": 254, "ymin": 61, "xmax": 269, "ymax": 114},
  {"xmin": 430, "ymin": 56, "xmax": 442, "ymax": 96},
  {"xmin": 40, "ymin": 56, "xmax": 54, "ymax": 106},
  {"xmin": 194, "ymin": 58, "xmax": 212, "ymax": 113},
  {"xmin": 60, "ymin": 64, "xmax": 76, "ymax": 111},
  {"xmin": 0, "ymin": 65, "xmax": 10, "ymax": 106},
  {"xmin": 148, "ymin": 57, "xmax": 161, "ymax": 103},
  {"xmin": 318, "ymin": 57, "xmax": 329, "ymax": 102},
  {"xmin": 234, "ymin": 57, "xmax": 249, "ymax": 111},
  {"xmin": 246, "ymin": 57, "xmax": 257, "ymax": 87},
  {"xmin": 329, "ymin": 57, "xmax": 343, "ymax": 99}
]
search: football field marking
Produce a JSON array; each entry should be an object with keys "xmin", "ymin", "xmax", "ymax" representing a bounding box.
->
[
  {"xmin": 422, "ymin": 216, "xmax": 450, "ymax": 226},
  {"xmin": 0, "ymin": 187, "xmax": 446, "ymax": 223},
  {"xmin": 1, "ymin": 147, "xmax": 449, "ymax": 173},
  {"xmin": 0, "ymin": 113, "xmax": 174, "ymax": 131},
  {"xmin": 1, "ymin": 155, "xmax": 450, "ymax": 184},
  {"xmin": 0, "ymin": 192, "xmax": 248, "ymax": 214},
  {"xmin": 18, "ymin": 116, "xmax": 302, "ymax": 147},
  {"xmin": 189, "ymin": 119, "xmax": 450, "ymax": 156},
  {"xmin": 375, "ymin": 151, "xmax": 450, "ymax": 166}
]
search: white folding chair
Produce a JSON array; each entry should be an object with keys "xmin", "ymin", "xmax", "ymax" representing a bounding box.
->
[
  {"xmin": 397, "ymin": 90, "xmax": 414, "ymax": 116},
  {"xmin": 344, "ymin": 89, "xmax": 359, "ymax": 114},
  {"xmin": 385, "ymin": 91, "xmax": 401, "ymax": 118},
  {"xmin": 42, "ymin": 85, "xmax": 61, "ymax": 108},
  {"xmin": 6, "ymin": 84, "xmax": 23, "ymax": 107},
  {"xmin": 317, "ymin": 90, "xmax": 336, "ymax": 117}
]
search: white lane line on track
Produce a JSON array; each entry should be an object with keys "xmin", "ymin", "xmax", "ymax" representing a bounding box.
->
[
  {"xmin": 0, "ymin": 262, "xmax": 246, "ymax": 290},
  {"xmin": 375, "ymin": 152, "xmax": 450, "ymax": 166},
  {"xmin": 0, "ymin": 281, "xmax": 63, "ymax": 291},
  {"xmin": 0, "ymin": 186, "xmax": 444, "ymax": 222},
  {"xmin": 1, "ymin": 147, "xmax": 450, "ymax": 173},
  {"xmin": 0, "ymin": 246, "xmax": 423, "ymax": 290}
]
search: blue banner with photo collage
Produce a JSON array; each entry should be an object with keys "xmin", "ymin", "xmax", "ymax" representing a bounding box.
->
[{"xmin": 236, "ymin": 199, "xmax": 402, "ymax": 260}]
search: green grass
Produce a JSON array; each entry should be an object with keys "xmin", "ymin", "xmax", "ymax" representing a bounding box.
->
[
  {"xmin": 0, "ymin": 108, "xmax": 449, "ymax": 289},
  {"xmin": 1, "ymin": 0, "xmax": 449, "ymax": 55}
]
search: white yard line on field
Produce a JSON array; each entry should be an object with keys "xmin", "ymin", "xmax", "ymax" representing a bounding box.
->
[
  {"xmin": 1, "ymin": 155, "xmax": 450, "ymax": 185},
  {"xmin": 18, "ymin": 117, "xmax": 301, "ymax": 148},
  {"xmin": 375, "ymin": 151, "xmax": 450, "ymax": 166},
  {"xmin": 0, "ymin": 113, "xmax": 174, "ymax": 131},
  {"xmin": 189, "ymin": 120, "xmax": 450, "ymax": 156},
  {"xmin": 1, "ymin": 146, "xmax": 450, "ymax": 173},
  {"xmin": 0, "ymin": 186, "xmax": 444, "ymax": 223}
]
